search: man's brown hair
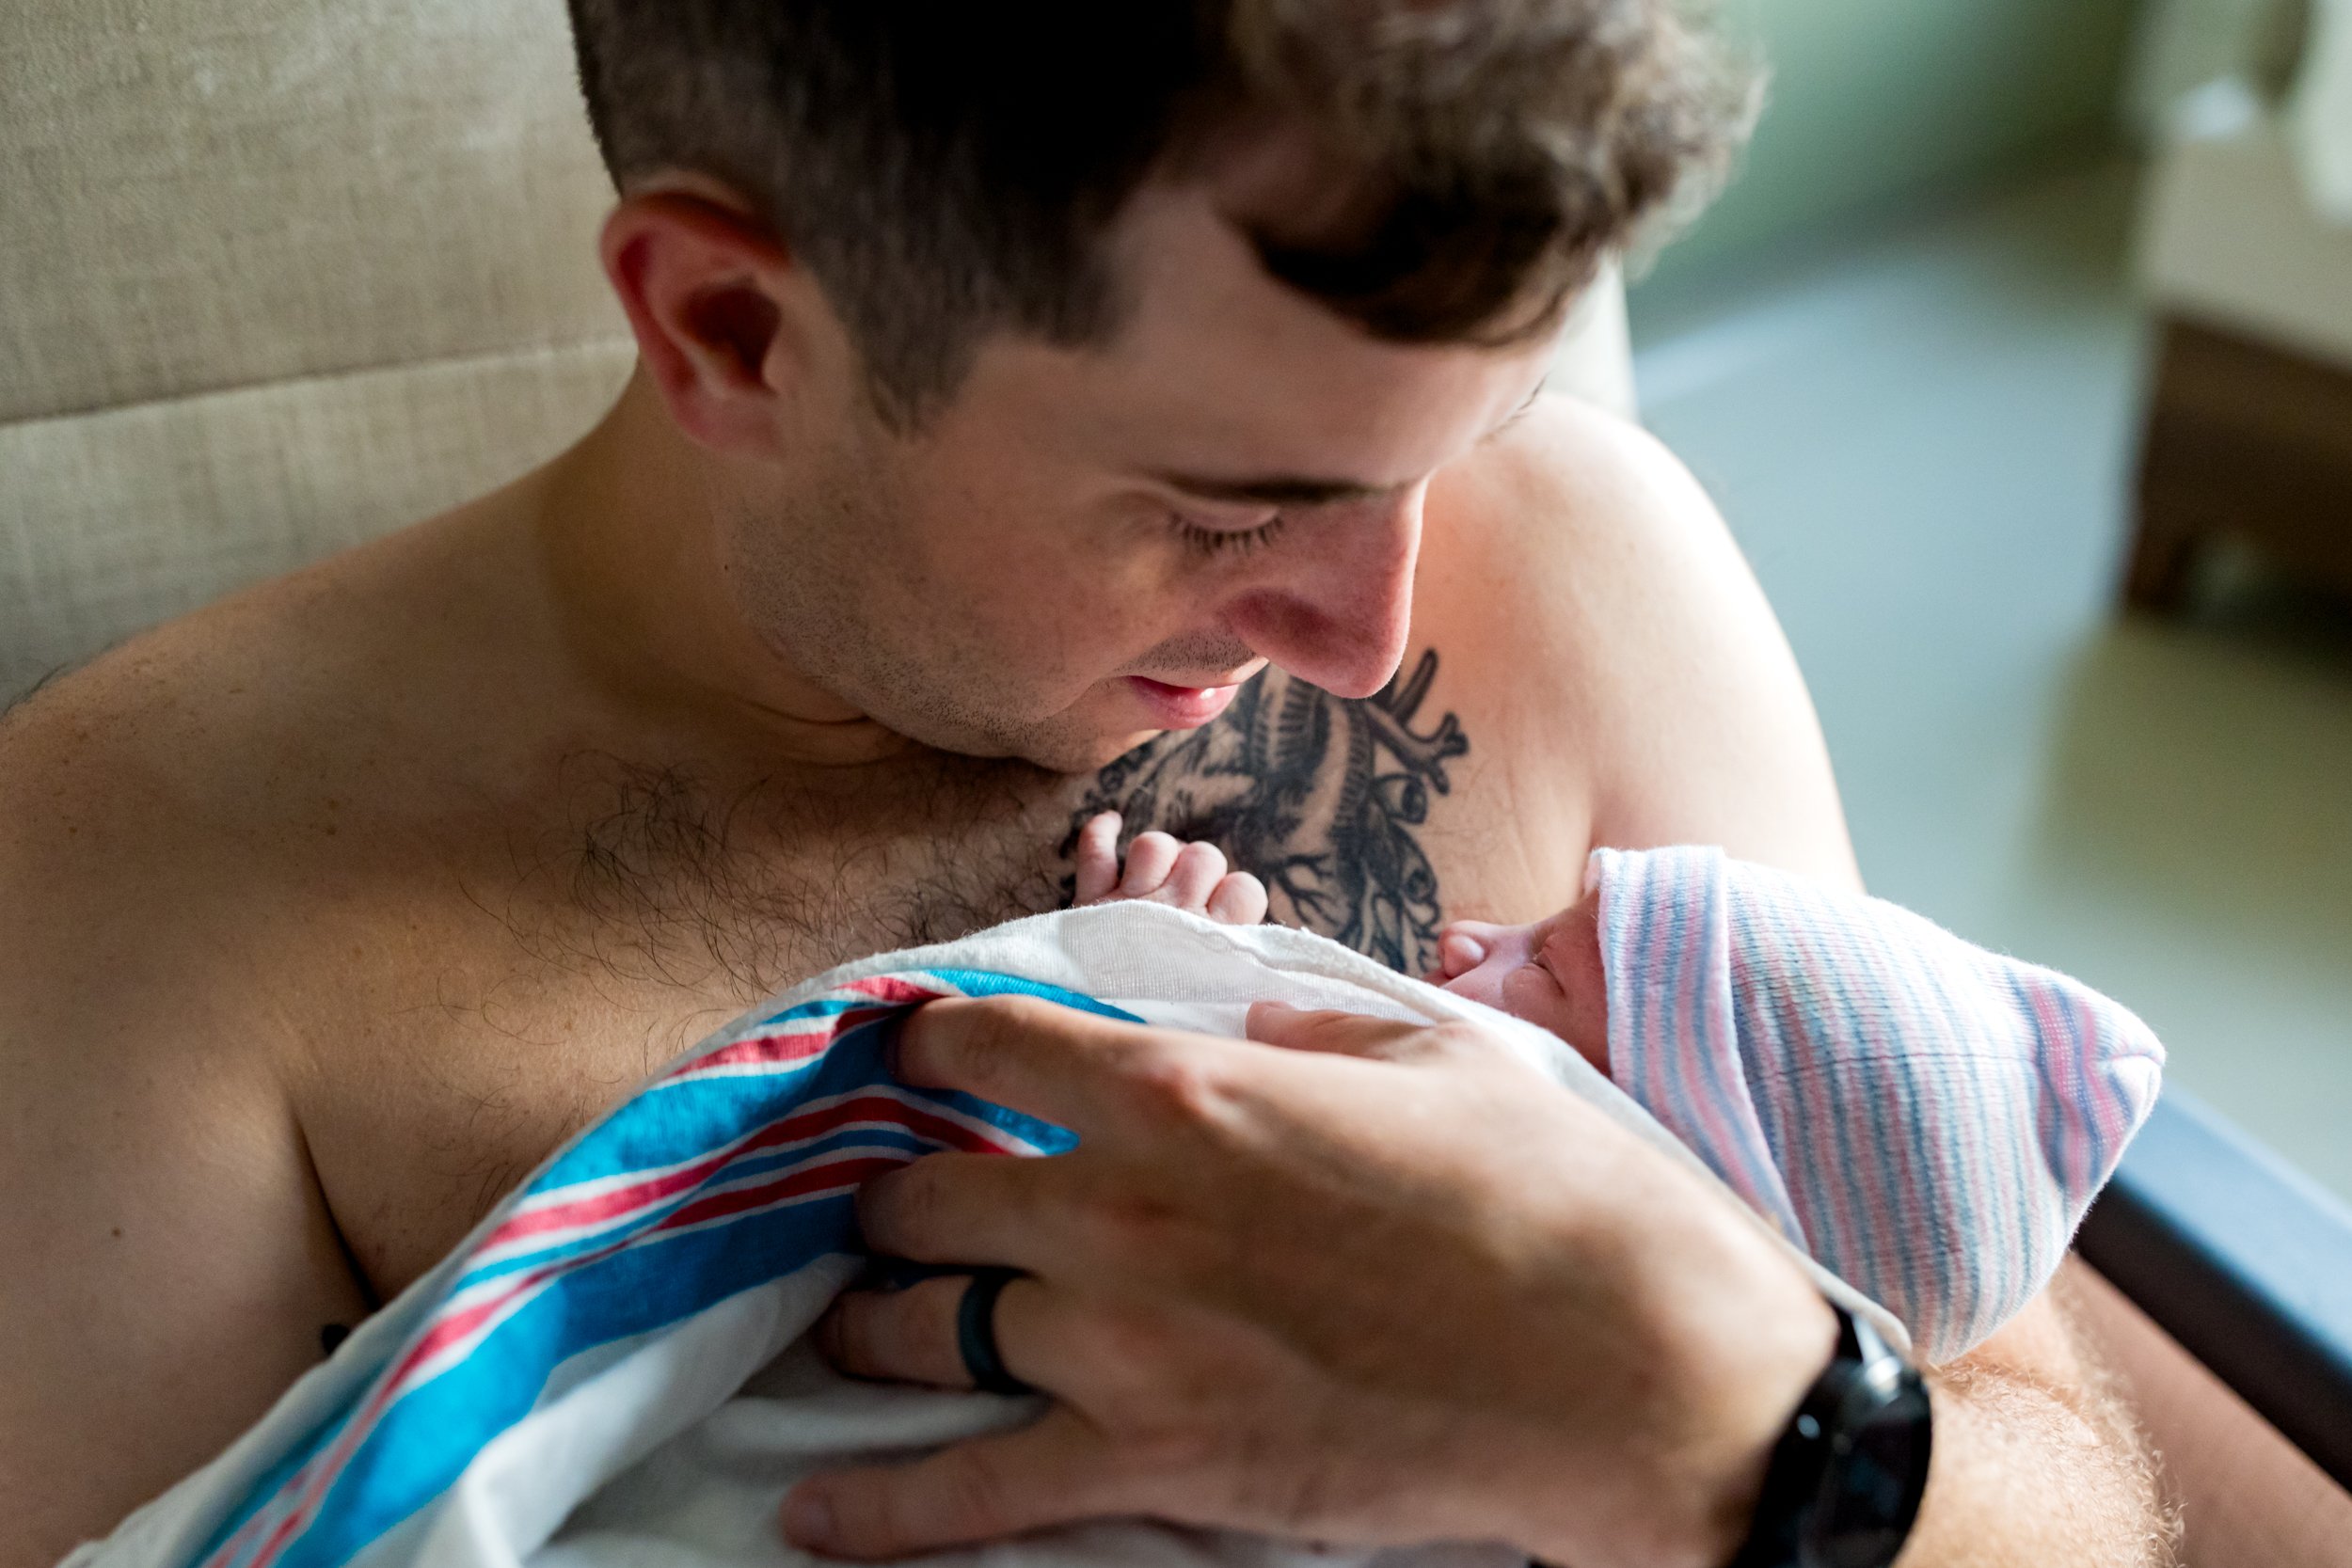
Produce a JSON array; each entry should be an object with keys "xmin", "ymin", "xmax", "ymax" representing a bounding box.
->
[{"xmin": 567, "ymin": 1, "xmax": 1748, "ymax": 426}]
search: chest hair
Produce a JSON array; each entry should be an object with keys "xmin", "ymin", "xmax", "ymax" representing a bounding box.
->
[{"xmin": 477, "ymin": 749, "xmax": 1088, "ymax": 1019}]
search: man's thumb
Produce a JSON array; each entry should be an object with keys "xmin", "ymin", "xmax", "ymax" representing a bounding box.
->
[{"xmin": 1244, "ymin": 1002, "xmax": 1436, "ymax": 1061}]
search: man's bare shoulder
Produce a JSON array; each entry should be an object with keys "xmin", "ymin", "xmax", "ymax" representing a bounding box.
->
[
  {"xmin": 1425, "ymin": 393, "xmax": 1860, "ymax": 886},
  {"xmin": 0, "ymin": 507, "xmax": 501, "ymax": 1116},
  {"xmin": 8, "ymin": 511, "xmax": 506, "ymax": 808},
  {"xmin": 0, "ymin": 568, "xmax": 353, "ymax": 984},
  {"xmin": 1, "ymin": 499, "xmax": 563, "ymax": 928},
  {"xmin": 0, "ymin": 543, "xmax": 444, "ymax": 1560},
  {"xmin": 1433, "ymin": 392, "xmax": 1774, "ymax": 678}
]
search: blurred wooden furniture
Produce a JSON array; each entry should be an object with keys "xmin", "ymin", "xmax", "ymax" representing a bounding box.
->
[
  {"xmin": 2130, "ymin": 315, "xmax": 2352, "ymax": 610},
  {"xmin": 2129, "ymin": 116, "xmax": 2352, "ymax": 611}
]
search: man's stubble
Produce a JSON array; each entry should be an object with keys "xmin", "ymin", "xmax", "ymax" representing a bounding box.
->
[{"xmin": 719, "ymin": 428, "xmax": 1255, "ymax": 776}]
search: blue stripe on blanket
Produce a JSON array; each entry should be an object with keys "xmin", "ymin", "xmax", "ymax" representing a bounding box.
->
[{"xmin": 187, "ymin": 971, "xmax": 1126, "ymax": 1568}]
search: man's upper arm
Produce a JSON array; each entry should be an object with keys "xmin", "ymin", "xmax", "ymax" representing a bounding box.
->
[
  {"xmin": 0, "ymin": 695, "xmax": 369, "ymax": 1567},
  {"xmin": 1899, "ymin": 1281, "xmax": 2174, "ymax": 1566},
  {"xmin": 1432, "ymin": 405, "xmax": 2166, "ymax": 1561},
  {"xmin": 1436, "ymin": 397, "xmax": 1862, "ymax": 891}
]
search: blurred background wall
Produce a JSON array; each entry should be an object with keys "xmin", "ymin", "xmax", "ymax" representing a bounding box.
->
[
  {"xmin": 1640, "ymin": 0, "xmax": 2144, "ymax": 308},
  {"xmin": 1613, "ymin": 0, "xmax": 2352, "ymax": 1205}
]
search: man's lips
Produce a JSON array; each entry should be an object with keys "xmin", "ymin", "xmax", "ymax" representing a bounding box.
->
[{"xmin": 1124, "ymin": 675, "xmax": 1245, "ymax": 728}]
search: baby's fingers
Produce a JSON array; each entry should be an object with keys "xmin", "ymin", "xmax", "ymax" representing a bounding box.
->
[
  {"xmin": 1118, "ymin": 832, "xmax": 1184, "ymax": 897},
  {"xmin": 1162, "ymin": 841, "xmax": 1230, "ymax": 911},
  {"xmin": 1073, "ymin": 813, "xmax": 1123, "ymax": 905},
  {"xmin": 1206, "ymin": 872, "xmax": 1268, "ymax": 927}
]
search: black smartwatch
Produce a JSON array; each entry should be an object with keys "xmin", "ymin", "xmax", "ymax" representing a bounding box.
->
[{"xmin": 1725, "ymin": 1302, "xmax": 1933, "ymax": 1568}]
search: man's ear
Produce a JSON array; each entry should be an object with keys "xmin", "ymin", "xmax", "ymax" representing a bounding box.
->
[{"xmin": 599, "ymin": 191, "xmax": 829, "ymax": 458}]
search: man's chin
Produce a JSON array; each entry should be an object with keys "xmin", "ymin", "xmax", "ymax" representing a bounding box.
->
[
  {"xmin": 880, "ymin": 703, "xmax": 1160, "ymax": 776},
  {"xmin": 1005, "ymin": 725, "xmax": 1170, "ymax": 776},
  {"xmin": 1023, "ymin": 681, "xmax": 1248, "ymax": 773},
  {"xmin": 886, "ymin": 679, "xmax": 1242, "ymax": 775}
]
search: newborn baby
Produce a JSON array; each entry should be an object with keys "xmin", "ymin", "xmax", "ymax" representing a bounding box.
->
[{"xmin": 1072, "ymin": 813, "xmax": 2164, "ymax": 1360}]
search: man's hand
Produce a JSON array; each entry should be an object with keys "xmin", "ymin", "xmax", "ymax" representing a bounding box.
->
[{"xmin": 780, "ymin": 995, "xmax": 1835, "ymax": 1568}]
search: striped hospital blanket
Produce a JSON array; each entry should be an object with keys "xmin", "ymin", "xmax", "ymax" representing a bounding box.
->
[{"xmin": 60, "ymin": 902, "xmax": 1903, "ymax": 1568}]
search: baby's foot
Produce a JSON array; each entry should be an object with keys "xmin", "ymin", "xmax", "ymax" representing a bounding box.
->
[{"xmin": 1073, "ymin": 812, "xmax": 1270, "ymax": 926}]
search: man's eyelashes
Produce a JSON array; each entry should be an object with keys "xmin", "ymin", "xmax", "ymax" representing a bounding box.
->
[{"xmin": 1172, "ymin": 513, "xmax": 1287, "ymax": 557}]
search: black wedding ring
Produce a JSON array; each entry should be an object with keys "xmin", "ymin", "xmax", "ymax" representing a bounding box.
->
[{"xmin": 956, "ymin": 1267, "xmax": 1034, "ymax": 1396}]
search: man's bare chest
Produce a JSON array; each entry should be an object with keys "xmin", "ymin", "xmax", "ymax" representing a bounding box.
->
[{"xmin": 300, "ymin": 656, "xmax": 1544, "ymax": 1296}]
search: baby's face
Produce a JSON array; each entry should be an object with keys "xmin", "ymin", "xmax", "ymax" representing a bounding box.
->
[
  {"xmin": 1430, "ymin": 896, "xmax": 1610, "ymax": 1069},
  {"xmin": 1432, "ymin": 911, "xmax": 1578, "ymax": 1034}
]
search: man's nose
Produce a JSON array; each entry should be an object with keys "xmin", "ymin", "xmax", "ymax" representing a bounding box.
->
[{"xmin": 1220, "ymin": 488, "xmax": 1423, "ymax": 701}]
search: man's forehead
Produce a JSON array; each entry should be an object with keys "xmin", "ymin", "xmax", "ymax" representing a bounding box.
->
[{"xmin": 963, "ymin": 182, "xmax": 1562, "ymax": 494}]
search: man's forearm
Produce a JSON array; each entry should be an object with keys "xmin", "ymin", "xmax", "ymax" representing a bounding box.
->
[{"xmin": 1899, "ymin": 1350, "xmax": 2175, "ymax": 1567}]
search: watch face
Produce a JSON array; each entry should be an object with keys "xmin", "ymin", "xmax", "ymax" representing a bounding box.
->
[{"xmin": 1806, "ymin": 1374, "xmax": 1933, "ymax": 1568}]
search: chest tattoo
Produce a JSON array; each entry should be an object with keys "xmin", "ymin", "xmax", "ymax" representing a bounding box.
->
[
  {"xmin": 1068, "ymin": 649, "xmax": 1470, "ymax": 974},
  {"xmin": 491, "ymin": 651, "xmax": 1469, "ymax": 1018}
]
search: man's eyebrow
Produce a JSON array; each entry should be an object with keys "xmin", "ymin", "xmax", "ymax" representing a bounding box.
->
[
  {"xmin": 1156, "ymin": 472, "xmax": 1398, "ymax": 507},
  {"xmin": 1155, "ymin": 386, "xmax": 1547, "ymax": 508}
]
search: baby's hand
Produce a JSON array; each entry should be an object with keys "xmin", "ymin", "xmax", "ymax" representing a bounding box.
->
[{"xmin": 1073, "ymin": 812, "xmax": 1270, "ymax": 926}]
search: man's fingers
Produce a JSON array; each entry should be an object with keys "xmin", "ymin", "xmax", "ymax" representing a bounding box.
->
[
  {"xmin": 895, "ymin": 995, "xmax": 1158, "ymax": 1132},
  {"xmin": 1073, "ymin": 812, "xmax": 1123, "ymax": 905},
  {"xmin": 854, "ymin": 1151, "xmax": 1067, "ymax": 1272},
  {"xmin": 1118, "ymin": 831, "xmax": 1184, "ymax": 896},
  {"xmin": 1205, "ymin": 871, "xmax": 1268, "ymax": 926},
  {"xmin": 1244, "ymin": 1002, "xmax": 1450, "ymax": 1062},
  {"xmin": 1162, "ymin": 841, "xmax": 1229, "ymax": 910},
  {"xmin": 821, "ymin": 1269, "xmax": 1051, "ymax": 1390},
  {"xmin": 782, "ymin": 1405, "xmax": 1126, "ymax": 1560}
]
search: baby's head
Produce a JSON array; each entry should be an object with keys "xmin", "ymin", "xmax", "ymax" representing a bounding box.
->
[{"xmin": 1430, "ymin": 895, "xmax": 1611, "ymax": 1070}]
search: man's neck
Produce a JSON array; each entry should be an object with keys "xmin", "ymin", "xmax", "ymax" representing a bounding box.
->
[{"xmin": 536, "ymin": 372, "xmax": 921, "ymax": 768}]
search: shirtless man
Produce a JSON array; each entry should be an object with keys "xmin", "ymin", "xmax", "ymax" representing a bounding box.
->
[{"xmin": 0, "ymin": 4, "xmax": 2164, "ymax": 1566}]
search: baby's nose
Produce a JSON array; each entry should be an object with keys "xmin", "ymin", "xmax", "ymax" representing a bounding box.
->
[{"xmin": 1436, "ymin": 927, "xmax": 1491, "ymax": 979}]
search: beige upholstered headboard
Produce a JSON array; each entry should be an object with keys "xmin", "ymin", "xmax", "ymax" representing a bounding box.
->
[
  {"xmin": 0, "ymin": 0, "xmax": 1634, "ymax": 706},
  {"xmin": 0, "ymin": 0, "xmax": 633, "ymax": 703}
]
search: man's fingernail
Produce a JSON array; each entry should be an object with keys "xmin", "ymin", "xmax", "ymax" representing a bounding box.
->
[{"xmin": 783, "ymin": 1487, "xmax": 836, "ymax": 1548}]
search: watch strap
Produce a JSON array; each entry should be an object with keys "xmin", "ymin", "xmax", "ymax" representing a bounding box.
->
[{"xmin": 1725, "ymin": 1304, "xmax": 1931, "ymax": 1568}]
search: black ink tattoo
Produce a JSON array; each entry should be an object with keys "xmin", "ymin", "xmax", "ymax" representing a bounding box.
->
[{"xmin": 1068, "ymin": 649, "xmax": 1469, "ymax": 974}]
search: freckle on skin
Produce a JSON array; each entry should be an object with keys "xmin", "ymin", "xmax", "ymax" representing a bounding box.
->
[{"xmin": 110, "ymin": 1227, "xmax": 122, "ymax": 1239}]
